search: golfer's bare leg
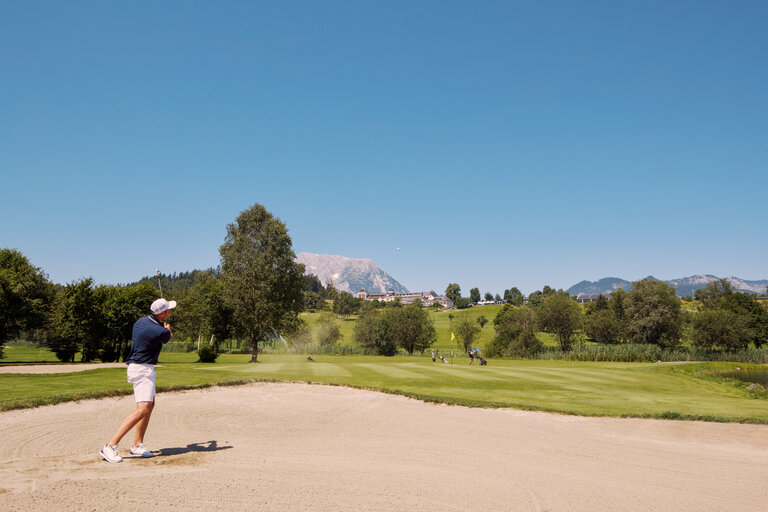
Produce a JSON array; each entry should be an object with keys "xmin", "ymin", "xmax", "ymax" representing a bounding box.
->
[
  {"xmin": 107, "ymin": 401, "xmax": 154, "ymax": 447},
  {"xmin": 133, "ymin": 399, "xmax": 155, "ymax": 445}
]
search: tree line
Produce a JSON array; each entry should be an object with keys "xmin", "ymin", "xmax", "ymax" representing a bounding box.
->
[
  {"xmin": 3, "ymin": 202, "xmax": 767, "ymax": 362},
  {"xmin": 0, "ymin": 203, "xmax": 309, "ymax": 362},
  {"xmin": 484, "ymin": 279, "xmax": 768, "ymax": 358}
]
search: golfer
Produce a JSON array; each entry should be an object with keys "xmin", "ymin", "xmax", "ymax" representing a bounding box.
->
[{"xmin": 99, "ymin": 298, "xmax": 176, "ymax": 463}]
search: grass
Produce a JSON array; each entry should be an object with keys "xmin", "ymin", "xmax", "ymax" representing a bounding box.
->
[
  {"xmin": 2, "ymin": 346, "xmax": 768, "ymax": 423},
  {"xmin": 298, "ymin": 305, "xmax": 562, "ymax": 352}
]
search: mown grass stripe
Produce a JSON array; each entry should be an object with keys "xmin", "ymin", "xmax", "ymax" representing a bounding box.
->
[
  {"xmin": 349, "ymin": 363, "xmax": 430, "ymax": 379},
  {"xmin": 310, "ymin": 363, "xmax": 353, "ymax": 377},
  {"xmin": 489, "ymin": 367, "xmax": 612, "ymax": 384},
  {"xmin": 402, "ymin": 362, "xmax": 505, "ymax": 381}
]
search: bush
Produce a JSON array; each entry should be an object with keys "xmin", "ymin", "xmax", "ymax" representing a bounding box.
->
[
  {"xmin": 197, "ymin": 345, "xmax": 218, "ymax": 363},
  {"xmin": 316, "ymin": 322, "xmax": 342, "ymax": 346}
]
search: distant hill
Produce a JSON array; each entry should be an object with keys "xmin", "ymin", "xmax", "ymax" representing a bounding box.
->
[
  {"xmin": 566, "ymin": 277, "xmax": 633, "ymax": 296},
  {"xmin": 295, "ymin": 252, "xmax": 408, "ymax": 295},
  {"xmin": 567, "ymin": 275, "xmax": 768, "ymax": 297}
]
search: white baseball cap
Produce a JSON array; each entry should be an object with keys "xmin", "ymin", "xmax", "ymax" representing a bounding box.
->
[{"xmin": 150, "ymin": 298, "xmax": 177, "ymax": 314}]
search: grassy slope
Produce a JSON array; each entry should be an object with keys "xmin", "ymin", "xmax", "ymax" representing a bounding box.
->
[
  {"xmin": 2, "ymin": 349, "xmax": 767, "ymax": 423},
  {"xmin": 300, "ymin": 305, "xmax": 561, "ymax": 351}
]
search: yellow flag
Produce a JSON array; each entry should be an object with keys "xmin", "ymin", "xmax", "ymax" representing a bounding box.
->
[{"xmin": 450, "ymin": 331, "xmax": 455, "ymax": 341}]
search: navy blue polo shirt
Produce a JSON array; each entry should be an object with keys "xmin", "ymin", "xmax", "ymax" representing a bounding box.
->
[{"xmin": 125, "ymin": 315, "xmax": 172, "ymax": 365}]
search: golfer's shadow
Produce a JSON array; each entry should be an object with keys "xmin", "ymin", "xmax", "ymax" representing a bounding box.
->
[{"xmin": 156, "ymin": 440, "xmax": 233, "ymax": 457}]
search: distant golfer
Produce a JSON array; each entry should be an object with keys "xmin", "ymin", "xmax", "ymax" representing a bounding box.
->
[
  {"xmin": 99, "ymin": 298, "xmax": 176, "ymax": 463},
  {"xmin": 468, "ymin": 350, "xmax": 475, "ymax": 365}
]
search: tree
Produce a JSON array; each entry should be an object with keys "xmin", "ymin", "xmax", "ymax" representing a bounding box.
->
[
  {"xmin": 354, "ymin": 302, "xmax": 379, "ymax": 351},
  {"xmin": 315, "ymin": 314, "xmax": 342, "ymax": 346},
  {"xmin": 476, "ymin": 315, "xmax": 488, "ymax": 329},
  {"xmin": 495, "ymin": 293, "xmax": 502, "ymax": 302},
  {"xmin": 454, "ymin": 296, "xmax": 471, "ymax": 309},
  {"xmin": 594, "ymin": 294, "xmax": 609, "ymax": 311},
  {"xmin": 354, "ymin": 302, "xmax": 436, "ymax": 355},
  {"xmin": 536, "ymin": 293, "xmax": 582, "ymax": 350},
  {"xmin": 0, "ymin": 249, "xmax": 54, "ymax": 359},
  {"xmin": 372, "ymin": 317, "xmax": 398, "ymax": 356},
  {"xmin": 469, "ymin": 287, "xmax": 480, "ymax": 304},
  {"xmin": 695, "ymin": 279, "xmax": 734, "ymax": 310},
  {"xmin": 332, "ymin": 291, "xmax": 355, "ymax": 319},
  {"xmin": 716, "ymin": 291, "xmax": 768, "ymax": 348},
  {"xmin": 584, "ymin": 309, "xmax": 622, "ymax": 344},
  {"xmin": 50, "ymin": 278, "xmax": 99, "ymax": 362},
  {"xmin": 486, "ymin": 306, "xmax": 541, "ymax": 357},
  {"xmin": 503, "ymin": 287, "xmax": 523, "ymax": 305},
  {"xmin": 389, "ymin": 303, "xmax": 437, "ymax": 354},
  {"xmin": 219, "ymin": 203, "xmax": 305, "ymax": 362},
  {"xmin": 608, "ymin": 288, "xmax": 629, "ymax": 342},
  {"xmin": 484, "ymin": 292, "xmax": 494, "ymax": 302},
  {"xmin": 98, "ymin": 282, "xmax": 159, "ymax": 362},
  {"xmin": 302, "ymin": 274, "xmax": 326, "ymax": 296},
  {"xmin": 454, "ymin": 316, "xmax": 481, "ymax": 352},
  {"xmin": 627, "ymin": 279, "xmax": 681, "ymax": 348},
  {"xmin": 325, "ymin": 278, "xmax": 338, "ymax": 300},
  {"xmin": 445, "ymin": 283, "xmax": 461, "ymax": 304},
  {"xmin": 692, "ymin": 309, "xmax": 751, "ymax": 351},
  {"xmin": 302, "ymin": 291, "xmax": 324, "ymax": 311},
  {"xmin": 174, "ymin": 270, "xmax": 231, "ymax": 353}
]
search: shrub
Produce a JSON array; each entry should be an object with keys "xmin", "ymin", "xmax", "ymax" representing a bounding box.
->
[
  {"xmin": 316, "ymin": 322, "xmax": 342, "ymax": 346},
  {"xmin": 197, "ymin": 345, "xmax": 218, "ymax": 363}
]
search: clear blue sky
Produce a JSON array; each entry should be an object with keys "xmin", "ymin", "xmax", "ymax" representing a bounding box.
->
[{"xmin": 1, "ymin": 1, "xmax": 766, "ymax": 295}]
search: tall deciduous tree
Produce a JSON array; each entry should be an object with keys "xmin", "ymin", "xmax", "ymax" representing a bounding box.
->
[
  {"xmin": 445, "ymin": 283, "xmax": 461, "ymax": 304},
  {"xmin": 691, "ymin": 309, "xmax": 751, "ymax": 351},
  {"xmin": 98, "ymin": 282, "xmax": 159, "ymax": 362},
  {"xmin": 454, "ymin": 316, "xmax": 481, "ymax": 352},
  {"xmin": 486, "ymin": 306, "xmax": 541, "ymax": 357},
  {"xmin": 608, "ymin": 288, "xmax": 629, "ymax": 341},
  {"xmin": 220, "ymin": 204, "xmax": 305, "ymax": 362},
  {"xmin": 469, "ymin": 287, "xmax": 480, "ymax": 304},
  {"xmin": 695, "ymin": 279, "xmax": 734, "ymax": 309},
  {"xmin": 0, "ymin": 248, "xmax": 54, "ymax": 359},
  {"xmin": 503, "ymin": 287, "xmax": 523, "ymax": 305},
  {"xmin": 390, "ymin": 303, "xmax": 437, "ymax": 355},
  {"xmin": 333, "ymin": 291, "xmax": 355, "ymax": 319},
  {"xmin": 536, "ymin": 293, "xmax": 582, "ymax": 350},
  {"xmin": 51, "ymin": 278, "xmax": 100, "ymax": 362},
  {"xmin": 627, "ymin": 279, "xmax": 681, "ymax": 348},
  {"xmin": 584, "ymin": 309, "xmax": 622, "ymax": 344}
]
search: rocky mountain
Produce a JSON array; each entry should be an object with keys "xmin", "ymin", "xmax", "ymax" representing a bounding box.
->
[
  {"xmin": 567, "ymin": 275, "xmax": 768, "ymax": 297},
  {"xmin": 295, "ymin": 252, "xmax": 409, "ymax": 295},
  {"xmin": 666, "ymin": 275, "xmax": 768, "ymax": 297}
]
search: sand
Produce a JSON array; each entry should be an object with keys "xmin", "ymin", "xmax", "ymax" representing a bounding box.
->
[
  {"xmin": 1, "ymin": 382, "xmax": 767, "ymax": 511},
  {"xmin": 0, "ymin": 363, "xmax": 125, "ymax": 374}
]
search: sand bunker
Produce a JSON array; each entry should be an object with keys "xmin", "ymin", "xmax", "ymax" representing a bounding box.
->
[
  {"xmin": 1, "ymin": 382, "xmax": 767, "ymax": 511},
  {"xmin": 0, "ymin": 363, "xmax": 125, "ymax": 374}
]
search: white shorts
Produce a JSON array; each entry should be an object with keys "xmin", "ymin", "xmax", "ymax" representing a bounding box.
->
[{"xmin": 127, "ymin": 363, "xmax": 156, "ymax": 402}]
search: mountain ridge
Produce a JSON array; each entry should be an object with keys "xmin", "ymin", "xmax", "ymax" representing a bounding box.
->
[{"xmin": 567, "ymin": 275, "xmax": 768, "ymax": 297}]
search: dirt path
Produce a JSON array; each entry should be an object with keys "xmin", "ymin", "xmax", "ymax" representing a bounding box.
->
[{"xmin": 1, "ymin": 382, "xmax": 766, "ymax": 511}]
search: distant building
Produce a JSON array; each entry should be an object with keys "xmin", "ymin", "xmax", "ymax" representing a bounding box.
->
[
  {"xmin": 575, "ymin": 292, "xmax": 612, "ymax": 303},
  {"xmin": 358, "ymin": 289, "xmax": 454, "ymax": 308}
]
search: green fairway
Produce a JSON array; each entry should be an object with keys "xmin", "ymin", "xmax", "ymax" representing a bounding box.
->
[{"xmin": 2, "ymin": 351, "xmax": 767, "ymax": 423}]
